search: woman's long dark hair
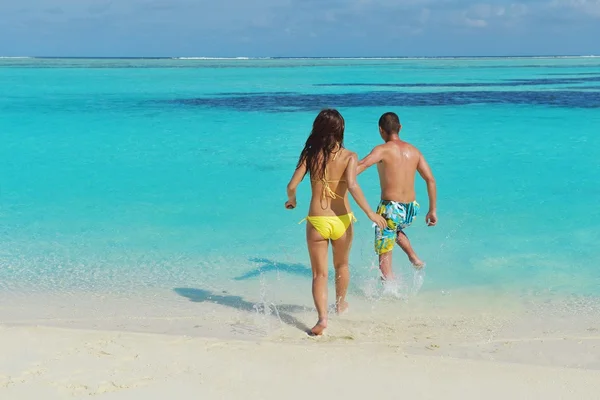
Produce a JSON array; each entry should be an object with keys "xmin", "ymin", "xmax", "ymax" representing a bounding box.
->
[{"xmin": 296, "ymin": 109, "xmax": 345, "ymax": 180}]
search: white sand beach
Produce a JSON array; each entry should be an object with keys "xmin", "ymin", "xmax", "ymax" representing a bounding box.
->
[
  {"xmin": 2, "ymin": 288, "xmax": 600, "ymax": 399},
  {"xmin": 2, "ymin": 325, "xmax": 600, "ymax": 400}
]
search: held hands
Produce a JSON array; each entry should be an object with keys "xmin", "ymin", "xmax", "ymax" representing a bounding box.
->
[
  {"xmin": 426, "ymin": 210, "xmax": 437, "ymax": 226},
  {"xmin": 285, "ymin": 197, "xmax": 297, "ymax": 210},
  {"xmin": 368, "ymin": 212, "xmax": 387, "ymax": 230}
]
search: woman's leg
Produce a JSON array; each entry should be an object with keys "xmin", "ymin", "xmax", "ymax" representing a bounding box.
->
[
  {"xmin": 331, "ymin": 224, "xmax": 353, "ymax": 314},
  {"xmin": 306, "ymin": 223, "xmax": 329, "ymax": 335}
]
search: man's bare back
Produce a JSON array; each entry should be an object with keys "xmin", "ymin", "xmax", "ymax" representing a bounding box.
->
[
  {"xmin": 357, "ymin": 112, "xmax": 437, "ymax": 281},
  {"xmin": 375, "ymin": 140, "xmax": 421, "ymax": 203},
  {"xmin": 357, "ymin": 138, "xmax": 436, "ymax": 215}
]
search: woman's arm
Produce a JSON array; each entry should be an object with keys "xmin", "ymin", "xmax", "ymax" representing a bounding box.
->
[
  {"xmin": 346, "ymin": 153, "xmax": 386, "ymax": 229},
  {"xmin": 285, "ymin": 161, "xmax": 307, "ymax": 209}
]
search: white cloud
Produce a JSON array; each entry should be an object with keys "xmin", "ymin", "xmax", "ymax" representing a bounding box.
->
[
  {"xmin": 508, "ymin": 3, "xmax": 528, "ymax": 18},
  {"xmin": 464, "ymin": 17, "xmax": 488, "ymax": 27},
  {"xmin": 2, "ymin": 0, "xmax": 599, "ymax": 56},
  {"xmin": 470, "ymin": 4, "xmax": 494, "ymax": 18},
  {"xmin": 454, "ymin": 2, "xmax": 534, "ymax": 29},
  {"xmin": 551, "ymin": 0, "xmax": 600, "ymax": 17}
]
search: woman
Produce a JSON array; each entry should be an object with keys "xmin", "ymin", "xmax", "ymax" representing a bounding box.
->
[{"xmin": 285, "ymin": 109, "xmax": 386, "ymax": 335}]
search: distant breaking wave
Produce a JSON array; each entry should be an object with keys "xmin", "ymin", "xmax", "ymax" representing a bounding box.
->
[
  {"xmin": 175, "ymin": 57, "xmax": 253, "ymax": 60},
  {"xmin": 172, "ymin": 55, "xmax": 599, "ymax": 60},
  {"xmin": 1, "ymin": 55, "xmax": 597, "ymax": 61}
]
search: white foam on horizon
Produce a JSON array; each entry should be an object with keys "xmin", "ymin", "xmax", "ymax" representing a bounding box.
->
[
  {"xmin": 175, "ymin": 57, "xmax": 254, "ymax": 60},
  {"xmin": 1, "ymin": 55, "xmax": 597, "ymax": 61},
  {"xmin": 172, "ymin": 55, "xmax": 599, "ymax": 60}
]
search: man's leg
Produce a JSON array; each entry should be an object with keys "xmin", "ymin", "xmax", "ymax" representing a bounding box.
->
[
  {"xmin": 378, "ymin": 251, "xmax": 394, "ymax": 280},
  {"xmin": 396, "ymin": 231, "xmax": 424, "ymax": 268},
  {"xmin": 375, "ymin": 223, "xmax": 396, "ymax": 280}
]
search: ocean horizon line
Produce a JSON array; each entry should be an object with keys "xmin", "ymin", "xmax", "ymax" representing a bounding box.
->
[{"xmin": 1, "ymin": 55, "xmax": 598, "ymax": 61}]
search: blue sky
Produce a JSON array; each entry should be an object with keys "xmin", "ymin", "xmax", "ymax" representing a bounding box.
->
[{"xmin": 1, "ymin": 0, "xmax": 599, "ymax": 57}]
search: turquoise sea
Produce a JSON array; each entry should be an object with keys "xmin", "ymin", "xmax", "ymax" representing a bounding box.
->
[{"xmin": 1, "ymin": 57, "xmax": 600, "ymax": 329}]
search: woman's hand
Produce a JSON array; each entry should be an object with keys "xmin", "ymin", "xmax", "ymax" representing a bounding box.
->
[
  {"xmin": 286, "ymin": 162, "xmax": 306, "ymax": 210},
  {"xmin": 368, "ymin": 212, "xmax": 387, "ymax": 230},
  {"xmin": 285, "ymin": 198, "xmax": 296, "ymax": 209}
]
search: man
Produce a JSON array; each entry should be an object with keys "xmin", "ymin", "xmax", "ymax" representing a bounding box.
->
[{"xmin": 357, "ymin": 112, "xmax": 437, "ymax": 280}]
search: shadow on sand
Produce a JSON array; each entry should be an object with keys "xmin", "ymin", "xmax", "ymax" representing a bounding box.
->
[
  {"xmin": 234, "ymin": 258, "xmax": 312, "ymax": 281},
  {"xmin": 174, "ymin": 287, "xmax": 311, "ymax": 334}
]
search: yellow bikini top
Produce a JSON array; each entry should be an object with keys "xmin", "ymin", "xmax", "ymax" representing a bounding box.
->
[{"xmin": 311, "ymin": 149, "xmax": 345, "ymax": 200}]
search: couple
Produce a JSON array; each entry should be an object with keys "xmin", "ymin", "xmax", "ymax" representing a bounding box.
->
[{"xmin": 285, "ymin": 109, "xmax": 437, "ymax": 335}]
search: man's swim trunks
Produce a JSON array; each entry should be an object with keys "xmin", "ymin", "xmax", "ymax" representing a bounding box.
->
[{"xmin": 374, "ymin": 200, "xmax": 419, "ymax": 255}]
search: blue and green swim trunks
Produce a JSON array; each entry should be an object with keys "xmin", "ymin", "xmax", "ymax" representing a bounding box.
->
[{"xmin": 374, "ymin": 200, "xmax": 420, "ymax": 255}]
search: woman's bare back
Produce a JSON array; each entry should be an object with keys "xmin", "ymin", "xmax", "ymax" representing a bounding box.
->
[{"xmin": 308, "ymin": 149, "xmax": 353, "ymax": 216}]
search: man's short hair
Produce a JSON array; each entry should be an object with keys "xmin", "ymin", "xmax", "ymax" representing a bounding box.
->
[{"xmin": 379, "ymin": 112, "xmax": 401, "ymax": 134}]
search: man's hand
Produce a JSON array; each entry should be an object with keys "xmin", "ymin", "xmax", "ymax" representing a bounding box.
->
[{"xmin": 425, "ymin": 210, "xmax": 437, "ymax": 226}]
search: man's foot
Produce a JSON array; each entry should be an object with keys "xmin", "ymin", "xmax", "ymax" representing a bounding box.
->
[
  {"xmin": 310, "ymin": 319, "xmax": 327, "ymax": 336},
  {"xmin": 409, "ymin": 256, "xmax": 425, "ymax": 269},
  {"xmin": 336, "ymin": 301, "xmax": 349, "ymax": 315},
  {"xmin": 379, "ymin": 271, "xmax": 395, "ymax": 282}
]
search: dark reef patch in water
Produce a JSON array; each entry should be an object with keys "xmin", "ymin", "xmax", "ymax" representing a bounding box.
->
[
  {"xmin": 212, "ymin": 91, "xmax": 298, "ymax": 96},
  {"xmin": 314, "ymin": 76, "xmax": 600, "ymax": 89},
  {"xmin": 567, "ymin": 85, "xmax": 600, "ymax": 90},
  {"xmin": 165, "ymin": 90, "xmax": 600, "ymax": 112},
  {"xmin": 546, "ymin": 72, "xmax": 600, "ymax": 76}
]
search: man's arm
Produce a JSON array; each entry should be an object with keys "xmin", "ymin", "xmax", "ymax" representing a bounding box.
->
[
  {"xmin": 416, "ymin": 153, "xmax": 437, "ymax": 226},
  {"xmin": 356, "ymin": 146, "xmax": 384, "ymax": 175}
]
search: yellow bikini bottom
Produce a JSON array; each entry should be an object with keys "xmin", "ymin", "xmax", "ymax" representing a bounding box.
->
[{"xmin": 300, "ymin": 213, "xmax": 356, "ymax": 240}]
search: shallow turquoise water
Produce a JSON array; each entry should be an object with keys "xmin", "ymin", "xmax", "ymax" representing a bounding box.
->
[{"xmin": 1, "ymin": 57, "xmax": 599, "ymax": 300}]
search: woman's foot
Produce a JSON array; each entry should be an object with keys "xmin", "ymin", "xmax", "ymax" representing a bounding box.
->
[
  {"xmin": 336, "ymin": 301, "xmax": 349, "ymax": 315},
  {"xmin": 310, "ymin": 319, "xmax": 327, "ymax": 335}
]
